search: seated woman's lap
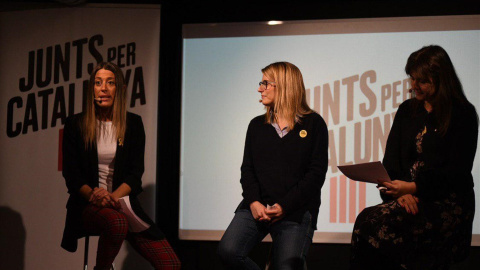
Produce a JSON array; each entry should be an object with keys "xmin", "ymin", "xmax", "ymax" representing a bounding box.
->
[
  {"xmin": 353, "ymin": 201, "xmax": 430, "ymax": 252},
  {"xmin": 82, "ymin": 204, "xmax": 129, "ymax": 268},
  {"xmin": 82, "ymin": 204, "xmax": 129, "ymax": 242},
  {"xmin": 218, "ymin": 209, "xmax": 313, "ymax": 270},
  {"xmin": 217, "ymin": 209, "xmax": 268, "ymax": 269},
  {"xmin": 81, "ymin": 205, "xmax": 181, "ymax": 270},
  {"xmin": 352, "ymin": 194, "xmax": 474, "ymax": 269}
]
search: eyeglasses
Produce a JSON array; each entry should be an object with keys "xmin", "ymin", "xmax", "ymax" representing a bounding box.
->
[{"xmin": 259, "ymin": 80, "xmax": 276, "ymax": 90}]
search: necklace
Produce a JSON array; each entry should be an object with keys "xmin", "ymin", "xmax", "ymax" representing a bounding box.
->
[{"xmin": 424, "ymin": 102, "xmax": 433, "ymax": 113}]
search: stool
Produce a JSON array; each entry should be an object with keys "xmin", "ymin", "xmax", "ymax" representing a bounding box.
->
[
  {"xmin": 83, "ymin": 235, "xmax": 115, "ymax": 270},
  {"xmin": 84, "ymin": 235, "xmax": 90, "ymax": 270},
  {"xmin": 265, "ymin": 245, "xmax": 272, "ymax": 270}
]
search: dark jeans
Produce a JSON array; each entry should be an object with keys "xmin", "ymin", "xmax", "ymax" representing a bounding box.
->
[{"xmin": 218, "ymin": 209, "xmax": 314, "ymax": 270}]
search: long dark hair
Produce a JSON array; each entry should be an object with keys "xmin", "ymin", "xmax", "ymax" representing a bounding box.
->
[{"xmin": 405, "ymin": 45, "xmax": 473, "ymax": 135}]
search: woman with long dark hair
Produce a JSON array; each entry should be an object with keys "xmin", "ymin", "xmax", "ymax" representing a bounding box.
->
[
  {"xmin": 61, "ymin": 62, "xmax": 180, "ymax": 270},
  {"xmin": 351, "ymin": 45, "xmax": 478, "ymax": 269},
  {"xmin": 218, "ymin": 62, "xmax": 329, "ymax": 269}
]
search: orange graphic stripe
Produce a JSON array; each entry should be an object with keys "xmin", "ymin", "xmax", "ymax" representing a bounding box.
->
[
  {"xmin": 349, "ymin": 180, "xmax": 356, "ymax": 223},
  {"xmin": 330, "ymin": 176, "xmax": 337, "ymax": 223},
  {"xmin": 359, "ymin": 182, "xmax": 366, "ymax": 213},
  {"xmin": 339, "ymin": 175, "xmax": 347, "ymax": 223}
]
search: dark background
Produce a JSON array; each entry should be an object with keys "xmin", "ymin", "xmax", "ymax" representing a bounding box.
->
[{"xmin": 2, "ymin": 0, "xmax": 480, "ymax": 269}]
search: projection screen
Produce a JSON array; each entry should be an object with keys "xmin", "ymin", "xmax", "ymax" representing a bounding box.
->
[{"xmin": 180, "ymin": 15, "xmax": 480, "ymax": 244}]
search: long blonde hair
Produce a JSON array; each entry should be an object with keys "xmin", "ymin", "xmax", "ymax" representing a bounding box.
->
[
  {"xmin": 262, "ymin": 62, "xmax": 312, "ymax": 130},
  {"xmin": 82, "ymin": 62, "xmax": 127, "ymax": 149}
]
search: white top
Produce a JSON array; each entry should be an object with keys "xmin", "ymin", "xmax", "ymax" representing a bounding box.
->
[{"xmin": 96, "ymin": 121, "xmax": 116, "ymax": 192}]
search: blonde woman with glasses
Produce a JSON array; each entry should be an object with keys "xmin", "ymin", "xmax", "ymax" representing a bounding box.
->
[{"xmin": 218, "ymin": 62, "xmax": 328, "ymax": 270}]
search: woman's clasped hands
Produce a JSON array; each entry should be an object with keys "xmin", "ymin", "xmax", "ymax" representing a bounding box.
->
[
  {"xmin": 89, "ymin": 187, "xmax": 121, "ymax": 209},
  {"xmin": 250, "ymin": 201, "xmax": 285, "ymax": 223}
]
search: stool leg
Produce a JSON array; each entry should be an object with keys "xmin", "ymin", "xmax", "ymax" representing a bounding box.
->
[
  {"xmin": 265, "ymin": 244, "xmax": 272, "ymax": 270},
  {"xmin": 84, "ymin": 236, "xmax": 90, "ymax": 270}
]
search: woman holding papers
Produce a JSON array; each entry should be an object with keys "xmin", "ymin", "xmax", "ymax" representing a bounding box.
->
[
  {"xmin": 351, "ymin": 45, "xmax": 478, "ymax": 270},
  {"xmin": 218, "ymin": 62, "xmax": 329, "ymax": 269},
  {"xmin": 61, "ymin": 62, "xmax": 180, "ymax": 270}
]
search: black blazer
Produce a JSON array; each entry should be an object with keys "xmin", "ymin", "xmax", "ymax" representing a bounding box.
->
[{"xmin": 61, "ymin": 112, "xmax": 164, "ymax": 252}]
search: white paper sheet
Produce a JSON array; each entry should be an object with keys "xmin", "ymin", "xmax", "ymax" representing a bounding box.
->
[
  {"xmin": 118, "ymin": 196, "xmax": 151, "ymax": 233},
  {"xmin": 337, "ymin": 161, "xmax": 391, "ymax": 184}
]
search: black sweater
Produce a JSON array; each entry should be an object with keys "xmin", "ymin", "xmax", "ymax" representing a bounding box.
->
[
  {"xmin": 239, "ymin": 112, "xmax": 328, "ymax": 229},
  {"xmin": 382, "ymin": 99, "xmax": 478, "ymax": 201}
]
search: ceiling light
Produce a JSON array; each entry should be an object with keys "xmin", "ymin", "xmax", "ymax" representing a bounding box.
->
[{"xmin": 267, "ymin": 21, "xmax": 283, "ymax": 26}]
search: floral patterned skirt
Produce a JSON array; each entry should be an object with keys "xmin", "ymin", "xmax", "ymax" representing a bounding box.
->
[{"xmin": 351, "ymin": 191, "xmax": 475, "ymax": 269}]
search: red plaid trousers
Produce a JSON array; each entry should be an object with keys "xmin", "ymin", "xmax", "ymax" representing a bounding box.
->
[{"xmin": 82, "ymin": 204, "xmax": 181, "ymax": 269}]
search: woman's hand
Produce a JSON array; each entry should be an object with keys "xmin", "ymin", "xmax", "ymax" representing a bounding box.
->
[
  {"xmin": 250, "ymin": 201, "xmax": 270, "ymax": 222},
  {"xmin": 89, "ymin": 187, "xmax": 108, "ymax": 203},
  {"xmin": 88, "ymin": 187, "xmax": 118, "ymax": 208},
  {"xmin": 93, "ymin": 194, "xmax": 120, "ymax": 208},
  {"xmin": 397, "ymin": 194, "xmax": 419, "ymax": 215},
  {"xmin": 264, "ymin": 203, "xmax": 285, "ymax": 223},
  {"xmin": 94, "ymin": 196, "xmax": 111, "ymax": 208},
  {"xmin": 107, "ymin": 193, "xmax": 121, "ymax": 209},
  {"xmin": 383, "ymin": 180, "xmax": 417, "ymax": 198}
]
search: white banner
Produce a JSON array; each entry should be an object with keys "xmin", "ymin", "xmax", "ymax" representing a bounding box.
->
[
  {"xmin": 0, "ymin": 5, "xmax": 160, "ymax": 270},
  {"xmin": 180, "ymin": 16, "xmax": 480, "ymax": 244}
]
